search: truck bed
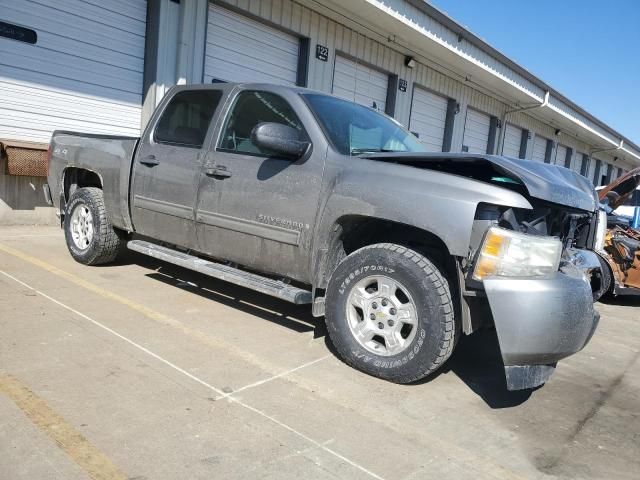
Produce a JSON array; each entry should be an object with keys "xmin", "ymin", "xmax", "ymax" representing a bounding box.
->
[{"xmin": 47, "ymin": 131, "xmax": 140, "ymax": 231}]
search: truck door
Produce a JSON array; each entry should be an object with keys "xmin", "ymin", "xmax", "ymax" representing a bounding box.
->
[
  {"xmin": 195, "ymin": 89, "xmax": 325, "ymax": 281},
  {"xmin": 130, "ymin": 88, "xmax": 223, "ymax": 248}
]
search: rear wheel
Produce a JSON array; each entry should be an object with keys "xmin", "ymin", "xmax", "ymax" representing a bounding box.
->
[
  {"xmin": 64, "ymin": 187, "xmax": 125, "ymax": 265},
  {"xmin": 325, "ymin": 243, "xmax": 456, "ymax": 383}
]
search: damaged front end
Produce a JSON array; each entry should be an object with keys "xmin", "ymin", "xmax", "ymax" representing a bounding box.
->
[
  {"xmin": 465, "ymin": 199, "xmax": 601, "ymax": 391},
  {"xmin": 365, "ymin": 152, "xmax": 603, "ymax": 390}
]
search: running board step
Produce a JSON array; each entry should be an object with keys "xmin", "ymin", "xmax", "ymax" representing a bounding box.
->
[{"xmin": 127, "ymin": 240, "xmax": 312, "ymax": 305}]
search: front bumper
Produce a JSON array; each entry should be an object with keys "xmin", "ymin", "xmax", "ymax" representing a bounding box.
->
[{"xmin": 483, "ymin": 249, "xmax": 600, "ymax": 390}]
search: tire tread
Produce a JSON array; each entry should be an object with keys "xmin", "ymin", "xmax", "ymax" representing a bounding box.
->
[
  {"xmin": 328, "ymin": 242, "xmax": 456, "ymax": 384},
  {"xmin": 65, "ymin": 187, "xmax": 124, "ymax": 265}
]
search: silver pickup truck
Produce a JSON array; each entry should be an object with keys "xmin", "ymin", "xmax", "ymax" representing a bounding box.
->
[{"xmin": 44, "ymin": 83, "xmax": 605, "ymax": 390}]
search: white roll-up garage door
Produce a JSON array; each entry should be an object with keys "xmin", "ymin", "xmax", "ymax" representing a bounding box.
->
[
  {"xmin": 462, "ymin": 108, "xmax": 490, "ymax": 154},
  {"xmin": 502, "ymin": 124, "xmax": 523, "ymax": 158},
  {"xmin": 0, "ymin": 0, "xmax": 146, "ymax": 143},
  {"xmin": 332, "ymin": 55, "xmax": 388, "ymax": 111},
  {"xmin": 409, "ymin": 88, "xmax": 448, "ymax": 152},
  {"xmin": 588, "ymin": 158, "xmax": 597, "ymax": 183},
  {"xmin": 205, "ymin": 5, "xmax": 299, "ymax": 85},
  {"xmin": 532, "ymin": 135, "xmax": 549, "ymax": 162},
  {"xmin": 555, "ymin": 144, "xmax": 568, "ymax": 166},
  {"xmin": 601, "ymin": 162, "xmax": 612, "ymax": 186},
  {"xmin": 573, "ymin": 152, "xmax": 585, "ymax": 175}
]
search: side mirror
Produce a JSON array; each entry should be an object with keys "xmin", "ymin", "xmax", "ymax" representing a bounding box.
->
[{"xmin": 251, "ymin": 123, "xmax": 310, "ymax": 159}]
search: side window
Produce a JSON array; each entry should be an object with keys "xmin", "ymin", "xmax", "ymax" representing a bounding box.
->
[
  {"xmin": 218, "ymin": 91, "xmax": 304, "ymax": 155},
  {"xmin": 154, "ymin": 90, "xmax": 222, "ymax": 148}
]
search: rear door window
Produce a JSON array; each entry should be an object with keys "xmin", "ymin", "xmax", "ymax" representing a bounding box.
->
[{"xmin": 155, "ymin": 90, "xmax": 222, "ymax": 148}]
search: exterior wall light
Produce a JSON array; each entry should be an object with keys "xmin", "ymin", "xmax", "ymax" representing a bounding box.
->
[{"xmin": 404, "ymin": 56, "xmax": 416, "ymax": 68}]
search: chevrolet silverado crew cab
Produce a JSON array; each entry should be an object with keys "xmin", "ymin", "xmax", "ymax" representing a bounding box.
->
[{"xmin": 44, "ymin": 83, "xmax": 604, "ymax": 390}]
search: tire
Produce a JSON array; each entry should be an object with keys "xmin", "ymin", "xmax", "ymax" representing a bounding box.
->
[
  {"xmin": 593, "ymin": 253, "xmax": 614, "ymax": 302},
  {"xmin": 325, "ymin": 243, "xmax": 456, "ymax": 384},
  {"xmin": 64, "ymin": 187, "xmax": 125, "ymax": 265}
]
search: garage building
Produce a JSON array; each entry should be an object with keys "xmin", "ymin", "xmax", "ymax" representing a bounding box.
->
[{"xmin": 1, "ymin": 0, "xmax": 639, "ymax": 223}]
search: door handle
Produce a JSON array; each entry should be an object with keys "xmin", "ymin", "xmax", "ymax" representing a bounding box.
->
[
  {"xmin": 205, "ymin": 165, "xmax": 232, "ymax": 178},
  {"xmin": 139, "ymin": 155, "xmax": 159, "ymax": 166}
]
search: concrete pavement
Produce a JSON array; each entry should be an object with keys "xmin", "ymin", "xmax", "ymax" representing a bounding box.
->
[{"xmin": 0, "ymin": 226, "xmax": 638, "ymax": 479}]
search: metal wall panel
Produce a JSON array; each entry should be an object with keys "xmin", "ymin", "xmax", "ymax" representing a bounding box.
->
[
  {"xmin": 217, "ymin": 0, "xmax": 410, "ymax": 123},
  {"xmin": 204, "ymin": 4, "xmax": 299, "ymax": 85},
  {"xmin": 502, "ymin": 124, "xmax": 522, "ymax": 158},
  {"xmin": 174, "ymin": 0, "xmax": 630, "ymax": 172},
  {"xmin": 374, "ymin": 0, "xmax": 545, "ymax": 101},
  {"xmin": 548, "ymin": 97, "xmax": 616, "ymax": 148},
  {"xmin": 332, "ymin": 55, "xmax": 388, "ymax": 111},
  {"xmin": 409, "ymin": 87, "xmax": 448, "ymax": 151},
  {"xmin": 212, "ymin": 0, "xmax": 623, "ymax": 169},
  {"xmin": 532, "ymin": 135, "xmax": 548, "ymax": 162},
  {"xmin": 0, "ymin": 0, "xmax": 146, "ymax": 143},
  {"xmin": 461, "ymin": 108, "xmax": 490, "ymax": 154},
  {"xmin": 357, "ymin": 0, "xmax": 640, "ymax": 164}
]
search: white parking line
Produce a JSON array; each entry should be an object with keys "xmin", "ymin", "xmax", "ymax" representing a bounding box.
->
[
  {"xmin": 0, "ymin": 270, "xmax": 386, "ymax": 480},
  {"xmin": 0, "ymin": 234, "xmax": 61, "ymax": 239},
  {"xmin": 215, "ymin": 354, "xmax": 332, "ymax": 400},
  {"xmin": 1, "ymin": 270, "xmax": 227, "ymax": 397}
]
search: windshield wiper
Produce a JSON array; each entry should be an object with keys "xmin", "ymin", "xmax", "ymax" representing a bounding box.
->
[{"xmin": 350, "ymin": 148, "xmax": 399, "ymax": 155}]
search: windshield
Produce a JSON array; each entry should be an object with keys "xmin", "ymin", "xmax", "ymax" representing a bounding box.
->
[{"xmin": 303, "ymin": 93, "xmax": 427, "ymax": 156}]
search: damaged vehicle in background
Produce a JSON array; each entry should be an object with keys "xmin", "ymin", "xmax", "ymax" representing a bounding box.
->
[
  {"xmin": 595, "ymin": 168, "xmax": 640, "ymax": 298},
  {"xmin": 44, "ymin": 83, "xmax": 603, "ymax": 391}
]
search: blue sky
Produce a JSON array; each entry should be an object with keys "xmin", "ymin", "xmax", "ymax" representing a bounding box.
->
[{"xmin": 429, "ymin": 0, "xmax": 640, "ymax": 144}]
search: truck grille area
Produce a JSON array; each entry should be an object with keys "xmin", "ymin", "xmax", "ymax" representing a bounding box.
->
[{"xmin": 498, "ymin": 201, "xmax": 596, "ymax": 251}]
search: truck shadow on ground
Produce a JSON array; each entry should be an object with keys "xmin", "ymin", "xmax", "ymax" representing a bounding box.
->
[
  {"xmin": 598, "ymin": 295, "xmax": 640, "ymax": 307},
  {"xmin": 422, "ymin": 329, "xmax": 536, "ymax": 408},
  {"xmin": 123, "ymin": 252, "xmax": 323, "ymax": 336},
  {"xmin": 125, "ymin": 252, "xmax": 535, "ymax": 409}
]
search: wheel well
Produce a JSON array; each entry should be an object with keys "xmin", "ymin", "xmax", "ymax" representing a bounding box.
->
[
  {"xmin": 63, "ymin": 167, "xmax": 102, "ymax": 202},
  {"xmin": 322, "ymin": 215, "xmax": 459, "ymax": 287},
  {"xmin": 315, "ymin": 215, "xmax": 463, "ymax": 324}
]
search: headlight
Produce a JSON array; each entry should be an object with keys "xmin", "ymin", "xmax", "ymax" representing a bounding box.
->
[
  {"xmin": 594, "ymin": 210, "xmax": 607, "ymax": 253},
  {"xmin": 473, "ymin": 227, "xmax": 562, "ymax": 280}
]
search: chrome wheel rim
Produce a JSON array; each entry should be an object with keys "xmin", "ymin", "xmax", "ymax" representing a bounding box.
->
[
  {"xmin": 346, "ymin": 275, "xmax": 418, "ymax": 357},
  {"xmin": 70, "ymin": 203, "xmax": 94, "ymax": 250}
]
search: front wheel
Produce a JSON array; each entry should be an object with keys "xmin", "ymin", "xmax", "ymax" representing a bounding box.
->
[
  {"xmin": 325, "ymin": 243, "xmax": 456, "ymax": 384},
  {"xmin": 593, "ymin": 253, "xmax": 614, "ymax": 301},
  {"xmin": 64, "ymin": 187, "xmax": 125, "ymax": 265}
]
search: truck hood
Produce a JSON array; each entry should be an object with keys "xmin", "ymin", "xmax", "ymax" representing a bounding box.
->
[
  {"xmin": 597, "ymin": 167, "xmax": 640, "ymax": 210},
  {"xmin": 365, "ymin": 153, "xmax": 598, "ymax": 212}
]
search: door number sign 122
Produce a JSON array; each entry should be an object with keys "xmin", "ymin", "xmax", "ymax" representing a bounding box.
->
[{"xmin": 316, "ymin": 44, "xmax": 329, "ymax": 62}]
